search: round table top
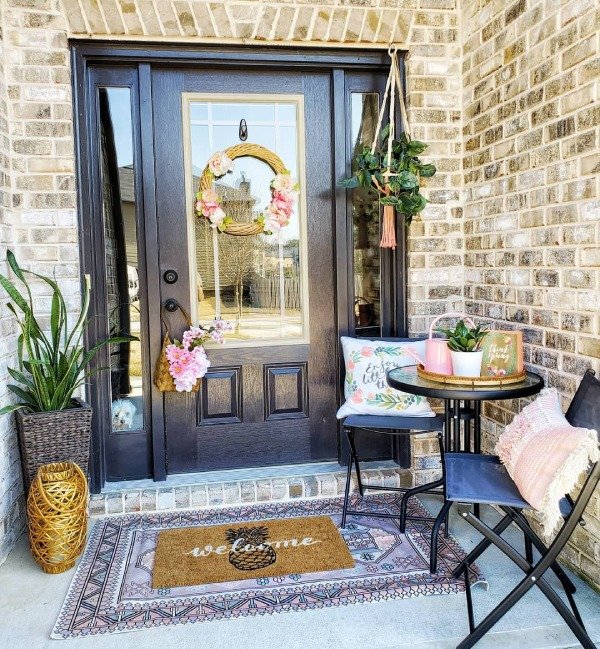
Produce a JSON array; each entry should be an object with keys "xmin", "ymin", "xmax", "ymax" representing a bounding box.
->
[{"xmin": 387, "ymin": 366, "xmax": 544, "ymax": 401}]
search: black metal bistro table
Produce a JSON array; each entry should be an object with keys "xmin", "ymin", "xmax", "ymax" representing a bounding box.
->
[
  {"xmin": 386, "ymin": 365, "xmax": 544, "ymax": 565},
  {"xmin": 387, "ymin": 366, "xmax": 544, "ymax": 457}
]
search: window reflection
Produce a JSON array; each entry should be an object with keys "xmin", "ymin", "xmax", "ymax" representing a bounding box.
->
[
  {"xmin": 351, "ymin": 93, "xmax": 381, "ymax": 337},
  {"xmin": 189, "ymin": 99, "xmax": 306, "ymax": 343},
  {"xmin": 99, "ymin": 87, "xmax": 144, "ymax": 432}
]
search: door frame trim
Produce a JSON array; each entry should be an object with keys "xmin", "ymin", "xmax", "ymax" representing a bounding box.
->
[{"xmin": 71, "ymin": 42, "xmax": 407, "ymax": 492}]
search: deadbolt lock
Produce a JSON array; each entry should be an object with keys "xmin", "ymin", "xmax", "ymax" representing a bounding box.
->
[{"xmin": 163, "ymin": 270, "xmax": 178, "ymax": 284}]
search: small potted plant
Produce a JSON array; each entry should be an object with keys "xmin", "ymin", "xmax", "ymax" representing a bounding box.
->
[
  {"xmin": 0, "ymin": 251, "xmax": 135, "ymax": 489},
  {"xmin": 436, "ymin": 320, "xmax": 489, "ymax": 377}
]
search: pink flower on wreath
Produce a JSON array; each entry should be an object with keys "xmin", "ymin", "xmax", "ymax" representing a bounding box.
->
[
  {"xmin": 346, "ymin": 360, "xmax": 355, "ymax": 370},
  {"xmin": 271, "ymin": 173, "xmax": 295, "ymax": 191},
  {"xmin": 208, "ymin": 207, "xmax": 227, "ymax": 229},
  {"xmin": 271, "ymin": 190, "xmax": 295, "ymax": 217},
  {"xmin": 197, "ymin": 189, "xmax": 220, "ymax": 217},
  {"xmin": 264, "ymin": 209, "xmax": 288, "ymax": 230},
  {"xmin": 207, "ymin": 151, "xmax": 234, "ymax": 177},
  {"xmin": 360, "ymin": 346, "xmax": 373, "ymax": 357}
]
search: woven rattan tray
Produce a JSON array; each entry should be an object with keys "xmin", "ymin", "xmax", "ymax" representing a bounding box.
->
[{"xmin": 417, "ymin": 365, "xmax": 527, "ymax": 386}]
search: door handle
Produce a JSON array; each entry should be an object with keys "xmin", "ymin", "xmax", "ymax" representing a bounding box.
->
[{"xmin": 163, "ymin": 299, "xmax": 179, "ymax": 312}]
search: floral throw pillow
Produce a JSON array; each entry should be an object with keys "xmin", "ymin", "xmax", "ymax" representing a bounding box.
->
[
  {"xmin": 336, "ymin": 337, "xmax": 435, "ymax": 419},
  {"xmin": 496, "ymin": 388, "xmax": 599, "ymax": 538}
]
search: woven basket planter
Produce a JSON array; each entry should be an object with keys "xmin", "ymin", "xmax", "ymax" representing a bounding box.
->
[
  {"xmin": 27, "ymin": 462, "xmax": 88, "ymax": 574},
  {"xmin": 16, "ymin": 398, "xmax": 92, "ymax": 491}
]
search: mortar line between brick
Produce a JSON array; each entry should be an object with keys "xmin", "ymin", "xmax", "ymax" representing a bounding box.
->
[
  {"xmin": 340, "ymin": 6, "xmax": 352, "ymax": 43},
  {"xmin": 114, "ymin": 0, "xmax": 129, "ymax": 36},
  {"xmin": 287, "ymin": 7, "xmax": 300, "ymax": 42},
  {"xmin": 93, "ymin": 0, "xmax": 113, "ymax": 34},
  {"xmin": 268, "ymin": 6, "xmax": 282, "ymax": 42},
  {"xmin": 305, "ymin": 7, "xmax": 318, "ymax": 42},
  {"xmin": 205, "ymin": 3, "xmax": 220, "ymax": 39},
  {"xmin": 250, "ymin": 3, "xmax": 265, "ymax": 40},
  {"xmin": 74, "ymin": 0, "xmax": 93, "ymax": 34}
]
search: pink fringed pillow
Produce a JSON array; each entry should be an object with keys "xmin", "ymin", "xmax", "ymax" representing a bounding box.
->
[{"xmin": 496, "ymin": 388, "xmax": 599, "ymax": 537}]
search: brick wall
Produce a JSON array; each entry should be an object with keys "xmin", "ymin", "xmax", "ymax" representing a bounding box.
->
[
  {"xmin": 0, "ymin": 5, "xmax": 24, "ymax": 563},
  {"xmin": 0, "ymin": 1, "xmax": 25, "ymax": 565},
  {"xmin": 461, "ymin": 0, "xmax": 600, "ymax": 587},
  {"xmin": 0, "ymin": 0, "xmax": 597, "ymax": 592},
  {"xmin": 0, "ymin": 0, "xmax": 463, "ymax": 564}
]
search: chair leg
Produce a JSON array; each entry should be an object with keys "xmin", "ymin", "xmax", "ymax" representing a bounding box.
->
[
  {"xmin": 398, "ymin": 477, "xmax": 444, "ymax": 533},
  {"xmin": 340, "ymin": 427, "xmax": 357, "ymax": 529},
  {"xmin": 451, "ymin": 513, "xmax": 513, "ymax": 578},
  {"xmin": 346, "ymin": 427, "xmax": 364, "ymax": 497},
  {"xmin": 504, "ymin": 508, "xmax": 584, "ymax": 626},
  {"xmin": 505, "ymin": 508, "xmax": 578, "ymax": 594},
  {"xmin": 524, "ymin": 535, "xmax": 534, "ymax": 565},
  {"xmin": 430, "ymin": 499, "xmax": 453, "ymax": 573},
  {"xmin": 456, "ymin": 505, "xmax": 596, "ymax": 649},
  {"xmin": 340, "ymin": 448, "xmax": 353, "ymax": 529},
  {"xmin": 463, "ymin": 562, "xmax": 475, "ymax": 633},
  {"xmin": 458, "ymin": 568, "xmax": 596, "ymax": 649}
]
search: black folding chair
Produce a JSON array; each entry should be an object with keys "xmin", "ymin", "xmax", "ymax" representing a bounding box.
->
[
  {"xmin": 340, "ymin": 413, "xmax": 446, "ymax": 530},
  {"xmin": 446, "ymin": 369, "xmax": 600, "ymax": 649}
]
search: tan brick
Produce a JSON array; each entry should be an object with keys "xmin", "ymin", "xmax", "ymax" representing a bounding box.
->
[
  {"xmin": 120, "ymin": 0, "xmax": 145, "ymax": 35},
  {"xmin": 562, "ymin": 35, "xmax": 596, "ymax": 70},
  {"xmin": 561, "ymin": 85, "xmax": 596, "ymax": 114},
  {"xmin": 155, "ymin": 2, "xmax": 182, "ymax": 35},
  {"xmin": 137, "ymin": 0, "xmax": 163, "ymax": 34}
]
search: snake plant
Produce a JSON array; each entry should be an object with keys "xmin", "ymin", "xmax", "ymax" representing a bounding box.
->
[{"xmin": 0, "ymin": 251, "xmax": 136, "ymax": 415}]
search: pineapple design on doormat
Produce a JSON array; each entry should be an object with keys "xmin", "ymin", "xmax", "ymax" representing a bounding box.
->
[{"xmin": 225, "ymin": 526, "xmax": 277, "ymax": 571}]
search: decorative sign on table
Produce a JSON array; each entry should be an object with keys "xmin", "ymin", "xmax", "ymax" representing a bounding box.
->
[{"xmin": 480, "ymin": 330, "xmax": 524, "ymax": 377}]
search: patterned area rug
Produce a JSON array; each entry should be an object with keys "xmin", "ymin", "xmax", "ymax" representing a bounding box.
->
[{"xmin": 53, "ymin": 495, "xmax": 484, "ymax": 639}]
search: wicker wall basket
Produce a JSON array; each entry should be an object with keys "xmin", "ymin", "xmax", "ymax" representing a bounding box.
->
[
  {"xmin": 16, "ymin": 398, "xmax": 92, "ymax": 491},
  {"xmin": 27, "ymin": 462, "xmax": 88, "ymax": 574}
]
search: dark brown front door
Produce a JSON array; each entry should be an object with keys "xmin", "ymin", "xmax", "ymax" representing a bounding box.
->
[{"xmin": 152, "ymin": 69, "xmax": 339, "ymax": 472}]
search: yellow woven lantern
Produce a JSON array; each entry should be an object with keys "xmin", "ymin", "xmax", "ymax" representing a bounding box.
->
[{"xmin": 27, "ymin": 462, "xmax": 88, "ymax": 574}]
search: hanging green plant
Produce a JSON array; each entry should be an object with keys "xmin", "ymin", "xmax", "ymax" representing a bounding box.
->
[
  {"xmin": 339, "ymin": 46, "xmax": 437, "ymax": 248},
  {"xmin": 340, "ymin": 125, "xmax": 436, "ymax": 228}
]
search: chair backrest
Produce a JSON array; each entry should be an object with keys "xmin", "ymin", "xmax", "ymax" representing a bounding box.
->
[{"xmin": 565, "ymin": 369, "xmax": 600, "ymax": 433}]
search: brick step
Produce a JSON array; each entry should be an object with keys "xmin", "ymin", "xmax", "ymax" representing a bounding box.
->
[{"xmin": 89, "ymin": 461, "xmax": 415, "ymax": 517}]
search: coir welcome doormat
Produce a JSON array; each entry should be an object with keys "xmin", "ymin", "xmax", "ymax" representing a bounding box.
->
[
  {"xmin": 53, "ymin": 494, "xmax": 484, "ymax": 639},
  {"xmin": 153, "ymin": 516, "xmax": 355, "ymax": 588}
]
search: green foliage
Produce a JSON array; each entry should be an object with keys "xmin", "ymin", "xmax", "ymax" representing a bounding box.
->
[
  {"xmin": 340, "ymin": 126, "xmax": 437, "ymax": 226},
  {"xmin": 0, "ymin": 251, "xmax": 136, "ymax": 415},
  {"xmin": 436, "ymin": 320, "xmax": 489, "ymax": 353}
]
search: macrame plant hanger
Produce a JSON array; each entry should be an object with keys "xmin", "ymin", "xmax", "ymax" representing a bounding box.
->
[{"xmin": 370, "ymin": 45, "xmax": 410, "ymax": 250}]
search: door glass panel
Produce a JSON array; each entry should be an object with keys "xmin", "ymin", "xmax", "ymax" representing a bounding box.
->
[
  {"xmin": 351, "ymin": 93, "xmax": 381, "ymax": 337},
  {"xmin": 99, "ymin": 87, "xmax": 144, "ymax": 432},
  {"xmin": 186, "ymin": 96, "xmax": 308, "ymax": 345}
]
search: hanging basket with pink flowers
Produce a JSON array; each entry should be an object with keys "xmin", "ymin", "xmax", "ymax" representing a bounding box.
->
[
  {"xmin": 154, "ymin": 303, "xmax": 233, "ymax": 393},
  {"xmin": 195, "ymin": 143, "xmax": 299, "ymax": 236}
]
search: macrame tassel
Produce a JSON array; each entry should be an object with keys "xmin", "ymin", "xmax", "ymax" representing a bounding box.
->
[{"xmin": 380, "ymin": 204, "xmax": 397, "ymax": 249}]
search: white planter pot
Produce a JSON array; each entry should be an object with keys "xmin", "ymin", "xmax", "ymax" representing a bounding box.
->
[{"xmin": 450, "ymin": 350, "xmax": 483, "ymax": 377}]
